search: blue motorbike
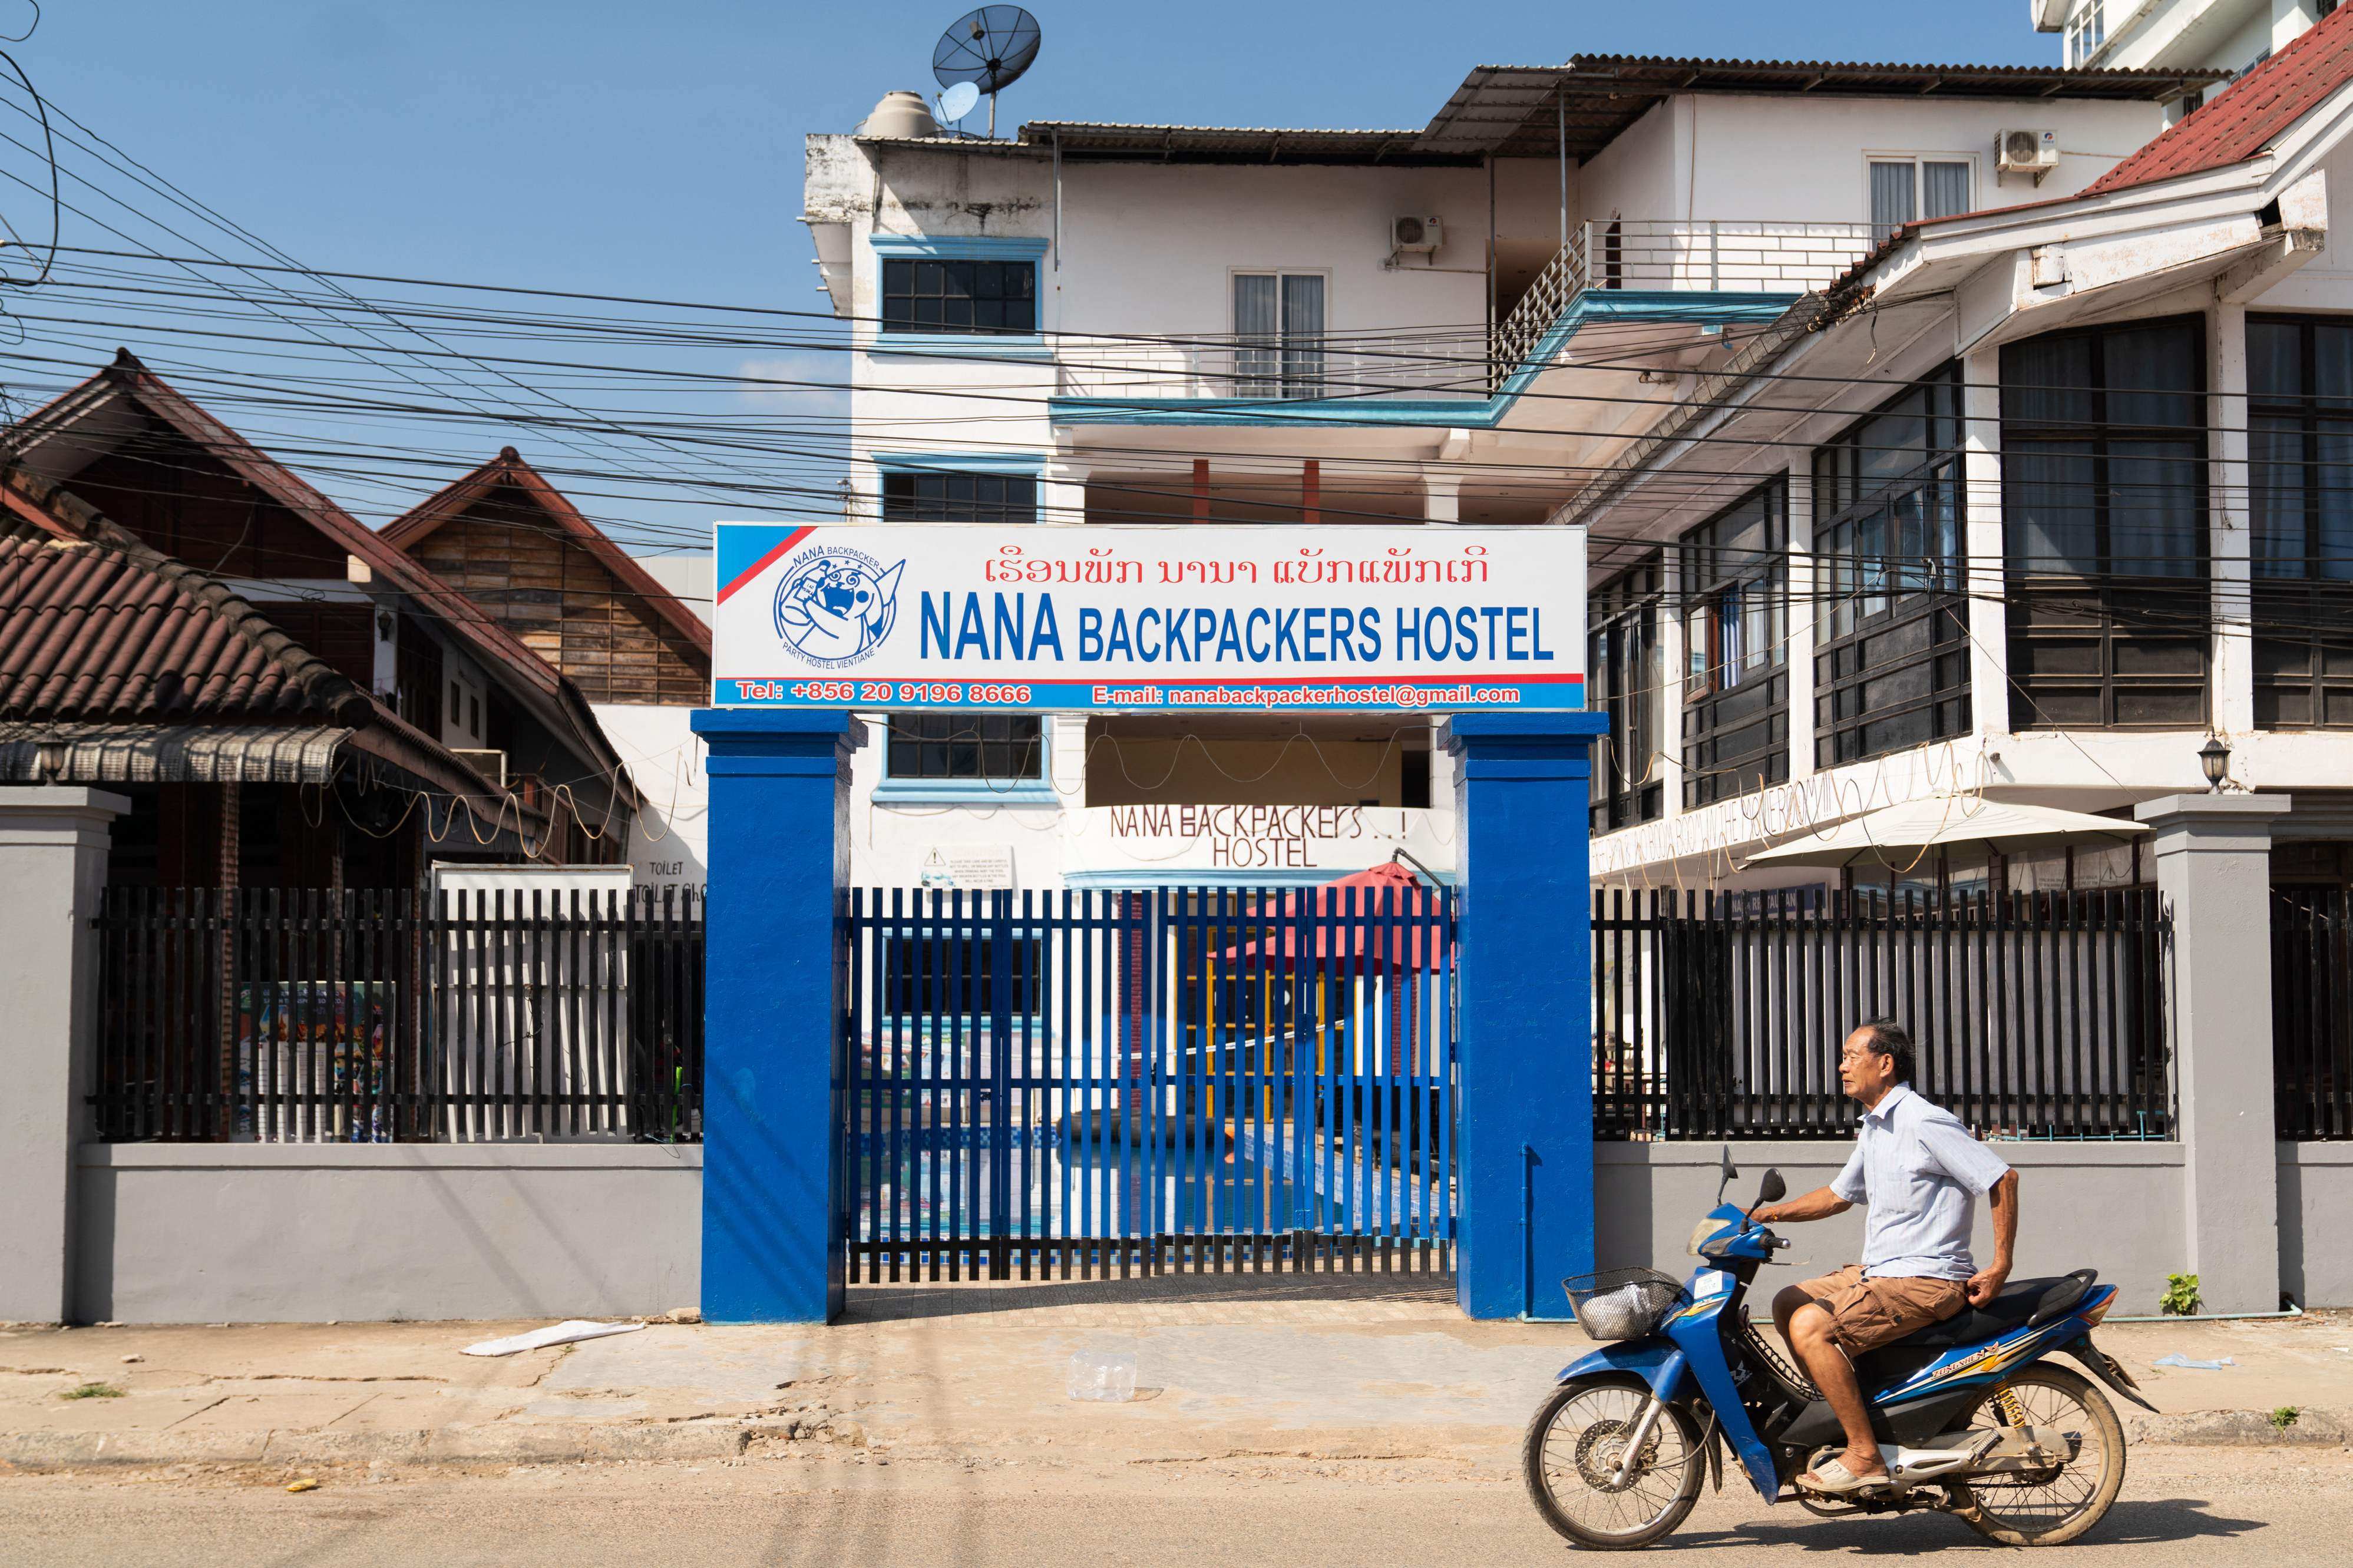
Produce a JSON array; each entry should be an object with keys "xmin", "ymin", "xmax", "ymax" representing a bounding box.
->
[{"xmin": 1523, "ymin": 1155, "xmax": 2153, "ymax": 1550}]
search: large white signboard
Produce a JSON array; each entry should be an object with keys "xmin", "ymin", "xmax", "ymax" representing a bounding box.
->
[{"xmin": 711, "ymin": 524, "xmax": 1585, "ymax": 714}]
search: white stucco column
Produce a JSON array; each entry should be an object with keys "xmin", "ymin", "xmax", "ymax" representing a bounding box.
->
[
  {"xmin": 1784, "ymin": 466, "xmax": 1817, "ymax": 783},
  {"xmin": 1420, "ymin": 468, "xmax": 1462, "ymax": 525},
  {"xmin": 2275, "ymin": 0, "xmax": 2327, "ymax": 52},
  {"xmin": 1961, "ymin": 348, "xmax": 2011, "ymax": 739},
  {"xmin": 2136, "ymin": 792, "xmax": 2291, "ymax": 1315},
  {"xmin": 0, "ymin": 786, "xmax": 128, "ymax": 1324},
  {"xmin": 1658, "ymin": 547, "xmax": 1686, "ymax": 815},
  {"xmin": 2210, "ymin": 302, "xmax": 2256, "ymax": 736},
  {"xmin": 1039, "ymin": 459, "xmax": 1089, "ymax": 528}
]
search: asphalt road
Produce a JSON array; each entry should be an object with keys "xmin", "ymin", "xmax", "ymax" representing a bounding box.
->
[{"xmin": 2, "ymin": 1447, "xmax": 2348, "ymax": 1567}]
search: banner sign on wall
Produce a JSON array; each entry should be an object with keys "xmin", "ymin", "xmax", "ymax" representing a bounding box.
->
[{"xmin": 710, "ymin": 523, "xmax": 1585, "ymax": 713}]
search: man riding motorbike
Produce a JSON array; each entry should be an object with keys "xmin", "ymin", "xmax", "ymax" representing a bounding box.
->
[{"xmin": 1752, "ymin": 1018, "xmax": 2021, "ymax": 1497}]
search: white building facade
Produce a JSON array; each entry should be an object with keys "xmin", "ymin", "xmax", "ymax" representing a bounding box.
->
[
  {"xmin": 802, "ymin": 50, "xmax": 2216, "ymax": 895},
  {"xmin": 2039, "ymin": 0, "xmax": 2337, "ymax": 79},
  {"xmin": 1585, "ymin": 11, "xmax": 2353, "ymax": 899}
]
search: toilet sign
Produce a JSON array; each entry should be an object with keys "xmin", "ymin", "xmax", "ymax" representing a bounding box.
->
[{"xmin": 710, "ymin": 522, "xmax": 1585, "ymax": 714}]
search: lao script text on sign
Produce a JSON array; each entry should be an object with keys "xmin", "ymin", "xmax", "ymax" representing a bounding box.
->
[{"xmin": 710, "ymin": 523, "xmax": 1585, "ymax": 714}]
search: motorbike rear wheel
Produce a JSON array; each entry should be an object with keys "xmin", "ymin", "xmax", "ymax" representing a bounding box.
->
[
  {"xmin": 1946, "ymin": 1364, "xmax": 2127, "ymax": 1547},
  {"xmin": 1522, "ymin": 1377, "xmax": 1704, "ymax": 1550}
]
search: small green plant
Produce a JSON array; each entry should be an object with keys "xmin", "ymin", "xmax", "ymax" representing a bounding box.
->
[
  {"xmin": 2160, "ymin": 1272, "xmax": 2202, "ymax": 1316},
  {"xmin": 2271, "ymin": 1406, "xmax": 2301, "ymax": 1431},
  {"xmin": 59, "ymin": 1382, "xmax": 123, "ymax": 1400}
]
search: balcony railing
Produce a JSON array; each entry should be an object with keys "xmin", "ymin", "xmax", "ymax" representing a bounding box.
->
[
  {"xmin": 1056, "ymin": 330, "xmax": 1492, "ymax": 404},
  {"xmin": 1050, "ymin": 220, "xmax": 1878, "ymax": 409},
  {"xmin": 1486, "ymin": 219, "xmax": 1878, "ymax": 391}
]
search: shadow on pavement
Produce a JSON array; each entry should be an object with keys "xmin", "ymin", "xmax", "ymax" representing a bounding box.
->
[{"xmin": 1671, "ymin": 1495, "xmax": 2267, "ymax": 1553}]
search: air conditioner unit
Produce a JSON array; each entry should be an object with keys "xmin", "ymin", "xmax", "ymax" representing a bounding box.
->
[
  {"xmin": 1997, "ymin": 128, "xmax": 2061, "ymax": 180},
  {"xmin": 451, "ymin": 748, "xmax": 508, "ymax": 789},
  {"xmin": 1391, "ymin": 214, "xmax": 1443, "ymax": 254}
]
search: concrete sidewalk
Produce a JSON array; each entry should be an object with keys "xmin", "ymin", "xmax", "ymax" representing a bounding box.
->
[{"xmin": 5, "ymin": 1276, "xmax": 2349, "ymax": 1471}]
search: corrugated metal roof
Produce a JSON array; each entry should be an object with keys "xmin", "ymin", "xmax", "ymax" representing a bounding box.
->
[
  {"xmin": 2086, "ymin": 8, "xmax": 2353, "ymax": 196},
  {"xmin": 1418, "ymin": 56, "xmax": 2225, "ymax": 160},
  {"xmin": 0, "ymin": 722, "xmax": 349, "ymax": 784},
  {"xmin": 1004, "ymin": 57, "xmax": 2224, "ymax": 166},
  {"xmin": 1016, "ymin": 121, "xmax": 1457, "ymax": 165},
  {"xmin": 0, "ymin": 533, "xmax": 369, "ymax": 725}
]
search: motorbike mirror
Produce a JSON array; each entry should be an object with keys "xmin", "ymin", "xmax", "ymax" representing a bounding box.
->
[
  {"xmin": 1758, "ymin": 1170, "xmax": 1787, "ymax": 1206},
  {"xmin": 1714, "ymin": 1144, "xmax": 1740, "ymax": 1204}
]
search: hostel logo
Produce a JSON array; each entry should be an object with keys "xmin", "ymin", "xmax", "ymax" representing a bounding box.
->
[{"xmin": 772, "ymin": 547, "xmax": 905, "ymax": 667}]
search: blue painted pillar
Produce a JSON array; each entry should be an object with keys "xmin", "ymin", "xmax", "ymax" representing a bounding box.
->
[
  {"xmin": 689, "ymin": 708, "xmax": 864, "ymax": 1322},
  {"xmin": 1445, "ymin": 711, "xmax": 1608, "ymax": 1321}
]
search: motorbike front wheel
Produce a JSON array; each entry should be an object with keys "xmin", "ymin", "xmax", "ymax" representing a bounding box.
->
[
  {"xmin": 1947, "ymin": 1364, "xmax": 2127, "ymax": 1547},
  {"xmin": 1523, "ymin": 1377, "xmax": 1705, "ymax": 1550}
]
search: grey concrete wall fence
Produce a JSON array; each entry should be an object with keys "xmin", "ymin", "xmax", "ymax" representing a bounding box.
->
[
  {"xmin": 1, "ymin": 785, "xmax": 2342, "ymax": 1324},
  {"xmin": 75, "ymin": 1144, "xmax": 701, "ymax": 1324}
]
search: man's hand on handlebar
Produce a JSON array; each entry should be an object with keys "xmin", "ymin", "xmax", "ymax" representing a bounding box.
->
[{"xmin": 1751, "ymin": 1187, "xmax": 1855, "ymax": 1228}]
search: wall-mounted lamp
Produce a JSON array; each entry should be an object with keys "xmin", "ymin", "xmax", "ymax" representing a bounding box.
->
[{"xmin": 2198, "ymin": 735, "xmax": 2231, "ymax": 794}]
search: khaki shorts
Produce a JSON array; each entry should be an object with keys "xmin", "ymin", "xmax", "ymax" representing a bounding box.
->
[{"xmin": 1795, "ymin": 1264, "xmax": 1968, "ymax": 1357}]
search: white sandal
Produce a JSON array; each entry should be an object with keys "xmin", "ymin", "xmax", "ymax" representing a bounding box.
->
[{"xmin": 1799, "ymin": 1457, "xmax": 1891, "ymax": 1496}]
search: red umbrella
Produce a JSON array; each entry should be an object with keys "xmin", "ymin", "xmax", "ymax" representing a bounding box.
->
[{"xmin": 1220, "ymin": 859, "xmax": 1447, "ymax": 973}]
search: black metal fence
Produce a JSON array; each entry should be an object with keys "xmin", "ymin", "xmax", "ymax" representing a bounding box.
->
[
  {"xmin": 2272, "ymin": 889, "xmax": 2353, "ymax": 1139},
  {"xmin": 92, "ymin": 885, "xmax": 704, "ymax": 1143},
  {"xmin": 1592, "ymin": 888, "xmax": 2173, "ymax": 1140}
]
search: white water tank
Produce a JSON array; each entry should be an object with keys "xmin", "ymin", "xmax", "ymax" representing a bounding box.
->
[{"xmin": 858, "ymin": 90, "xmax": 940, "ymax": 140}]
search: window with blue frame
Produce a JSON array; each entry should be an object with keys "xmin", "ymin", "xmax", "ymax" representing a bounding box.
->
[
  {"xmin": 880, "ymin": 256, "xmax": 1036, "ymax": 335},
  {"xmin": 880, "ymin": 469, "xmax": 1037, "ymax": 525},
  {"xmin": 885, "ymin": 713, "xmax": 1045, "ymax": 782}
]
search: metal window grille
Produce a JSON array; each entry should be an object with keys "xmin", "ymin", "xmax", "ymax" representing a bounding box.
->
[
  {"xmin": 2248, "ymin": 314, "xmax": 2353, "ymax": 728},
  {"xmin": 880, "ymin": 471, "xmax": 1039, "ymax": 525},
  {"xmin": 884, "ymin": 712, "xmax": 1045, "ymax": 781},
  {"xmin": 1812, "ymin": 364, "xmax": 1972, "ymax": 766},
  {"xmin": 2002, "ymin": 316, "xmax": 2211, "ymax": 729},
  {"xmin": 880, "ymin": 257, "xmax": 1037, "ymax": 335},
  {"xmin": 1680, "ymin": 479, "xmax": 1790, "ymax": 808}
]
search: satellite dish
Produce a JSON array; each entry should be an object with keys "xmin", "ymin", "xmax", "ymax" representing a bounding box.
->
[
  {"xmin": 931, "ymin": 6, "xmax": 1042, "ymax": 137},
  {"xmin": 938, "ymin": 80, "xmax": 981, "ymax": 125}
]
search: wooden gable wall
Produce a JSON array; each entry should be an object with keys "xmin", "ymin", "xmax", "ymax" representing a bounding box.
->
[
  {"xmin": 408, "ymin": 481, "xmax": 708, "ymax": 705},
  {"xmin": 61, "ymin": 412, "xmax": 377, "ymax": 692}
]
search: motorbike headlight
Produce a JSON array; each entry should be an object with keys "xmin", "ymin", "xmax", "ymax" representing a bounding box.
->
[{"xmin": 1687, "ymin": 1216, "xmax": 1724, "ymax": 1257}]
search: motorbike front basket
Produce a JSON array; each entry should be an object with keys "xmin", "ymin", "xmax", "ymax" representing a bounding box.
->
[{"xmin": 1561, "ymin": 1267, "xmax": 1688, "ymax": 1341}]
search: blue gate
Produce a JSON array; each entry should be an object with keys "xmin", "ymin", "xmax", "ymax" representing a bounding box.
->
[{"xmin": 840, "ymin": 881, "xmax": 1458, "ymax": 1281}]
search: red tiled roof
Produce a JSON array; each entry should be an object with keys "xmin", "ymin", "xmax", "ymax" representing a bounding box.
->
[
  {"xmin": 2, "ymin": 355, "xmax": 633, "ymax": 791},
  {"xmin": 0, "ymin": 530, "xmax": 371, "ymax": 725},
  {"xmin": 2086, "ymin": 8, "xmax": 2353, "ymax": 196}
]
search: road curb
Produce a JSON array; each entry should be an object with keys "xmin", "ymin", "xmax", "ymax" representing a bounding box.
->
[
  {"xmin": 4, "ymin": 1408, "xmax": 2346, "ymax": 1468},
  {"xmin": 2126, "ymin": 1407, "xmax": 2351, "ymax": 1446},
  {"xmin": 1, "ymin": 1421, "xmax": 794, "ymax": 1469}
]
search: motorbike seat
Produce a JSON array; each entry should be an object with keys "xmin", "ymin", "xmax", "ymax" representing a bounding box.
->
[{"xmin": 1878, "ymin": 1269, "xmax": 2098, "ymax": 1352}]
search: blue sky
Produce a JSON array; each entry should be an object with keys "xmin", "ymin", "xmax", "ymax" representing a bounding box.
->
[
  {"xmin": 19, "ymin": 2, "xmax": 2058, "ymax": 296},
  {"xmin": 0, "ymin": 3, "xmax": 2063, "ymax": 547}
]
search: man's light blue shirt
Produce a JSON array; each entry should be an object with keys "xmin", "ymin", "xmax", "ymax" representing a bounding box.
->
[{"xmin": 1830, "ymin": 1083, "xmax": 2011, "ymax": 1281}]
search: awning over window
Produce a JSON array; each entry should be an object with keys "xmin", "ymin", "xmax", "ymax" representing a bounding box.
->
[{"xmin": 0, "ymin": 723, "xmax": 350, "ymax": 784}]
